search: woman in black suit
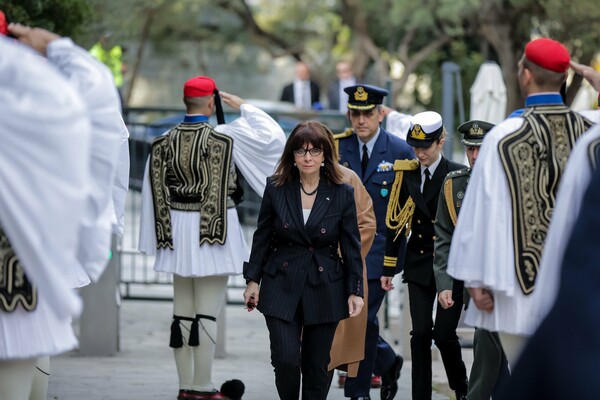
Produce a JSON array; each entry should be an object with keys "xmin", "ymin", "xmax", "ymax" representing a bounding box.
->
[{"xmin": 243, "ymin": 121, "xmax": 365, "ymax": 400}]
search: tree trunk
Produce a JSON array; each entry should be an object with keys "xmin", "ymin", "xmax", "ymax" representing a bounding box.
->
[
  {"xmin": 480, "ymin": 23, "xmax": 523, "ymax": 116},
  {"xmin": 125, "ymin": 8, "xmax": 157, "ymax": 106}
]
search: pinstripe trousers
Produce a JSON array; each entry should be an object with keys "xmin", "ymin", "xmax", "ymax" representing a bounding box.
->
[{"xmin": 265, "ymin": 306, "xmax": 338, "ymax": 400}]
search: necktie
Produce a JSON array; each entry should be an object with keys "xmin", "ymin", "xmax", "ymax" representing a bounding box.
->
[
  {"xmin": 423, "ymin": 168, "xmax": 431, "ymax": 194},
  {"xmin": 361, "ymin": 144, "xmax": 369, "ymax": 175}
]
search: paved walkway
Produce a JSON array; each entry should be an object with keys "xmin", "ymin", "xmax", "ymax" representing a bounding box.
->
[{"xmin": 48, "ymin": 300, "xmax": 468, "ymax": 399}]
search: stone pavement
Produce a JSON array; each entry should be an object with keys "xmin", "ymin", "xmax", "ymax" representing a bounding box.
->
[{"xmin": 48, "ymin": 300, "xmax": 469, "ymax": 400}]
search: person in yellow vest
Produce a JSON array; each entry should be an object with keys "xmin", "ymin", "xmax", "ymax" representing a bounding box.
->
[{"xmin": 89, "ymin": 32, "xmax": 126, "ymax": 101}]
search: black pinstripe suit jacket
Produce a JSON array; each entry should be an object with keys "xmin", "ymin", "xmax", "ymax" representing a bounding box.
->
[{"xmin": 243, "ymin": 176, "xmax": 364, "ymax": 325}]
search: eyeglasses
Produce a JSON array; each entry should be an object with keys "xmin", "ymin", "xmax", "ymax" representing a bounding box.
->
[{"xmin": 293, "ymin": 147, "xmax": 323, "ymax": 157}]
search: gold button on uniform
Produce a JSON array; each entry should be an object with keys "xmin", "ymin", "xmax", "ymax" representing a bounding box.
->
[
  {"xmin": 418, "ymin": 234, "xmax": 422, "ymax": 238},
  {"xmin": 420, "ymin": 250, "xmax": 424, "ymax": 254}
]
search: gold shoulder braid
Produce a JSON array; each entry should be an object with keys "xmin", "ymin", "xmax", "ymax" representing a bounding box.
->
[
  {"xmin": 333, "ymin": 128, "xmax": 354, "ymax": 160},
  {"xmin": 443, "ymin": 178, "xmax": 458, "ymax": 226},
  {"xmin": 0, "ymin": 226, "xmax": 37, "ymax": 312},
  {"xmin": 588, "ymin": 137, "xmax": 600, "ymax": 171},
  {"xmin": 385, "ymin": 159, "xmax": 419, "ymax": 240},
  {"xmin": 443, "ymin": 169, "xmax": 470, "ymax": 226},
  {"xmin": 498, "ymin": 105, "xmax": 593, "ymax": 295}
]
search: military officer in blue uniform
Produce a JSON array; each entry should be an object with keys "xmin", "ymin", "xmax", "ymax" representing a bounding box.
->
[
  {"xmin": 382, "ymin": 111, "xmax": 467, "ymax": 400},
  {"xmin": 334, "ymin": 84, "xmax": 414, "ymax": 400}
]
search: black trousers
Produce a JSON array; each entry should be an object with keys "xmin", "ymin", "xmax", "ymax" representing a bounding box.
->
[
  {"xmin": 265, "ymin": 309, "xmax": 338, "ymax": 400},
  {"xmin": 468, "ymin": 328, "xmax": 510, "ymax": 400},
  {"xmin": 407, "ymin": 279, "xmax": 468, "ymax": 400}
]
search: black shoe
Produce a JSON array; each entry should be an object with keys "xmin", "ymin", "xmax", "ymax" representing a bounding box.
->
[
  {"xmin": 350, "ymin": 397, "xmax": 371, "ymax": 400},
  {"xmin": 380, "ymin": 354, "xmax": 403, "ymax": 400}
]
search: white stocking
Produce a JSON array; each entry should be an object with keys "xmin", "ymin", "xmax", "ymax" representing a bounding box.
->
[
  {"xmin": 29, "ymin": 356, "xmax": 50, "ymax": 400},
  {"xmin": 0, "ymin": 358, "xmax": 36, "ymax": 400},
  {"xmin": 173, "ymin": 275, "xmax": 195, "ymax": 390},
  {"xmin": 191, "ymin": 275, "xmax": 228, "ymax": 392}
]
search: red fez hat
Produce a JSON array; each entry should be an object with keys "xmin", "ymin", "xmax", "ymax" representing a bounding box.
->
[
  {"xmin": 184, "ymin": 76, "xmax": 217, "ymax": 97},
  {"xmin": 525, "ymin": 38, "xmax": 570, "ymax": 73},
  {"xmin": 0, "ymin": 11, "xmax": 8, "ymax": 36}
]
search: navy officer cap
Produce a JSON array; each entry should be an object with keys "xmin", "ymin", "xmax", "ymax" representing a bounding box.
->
[
  {"xmin": 407, "ymin": 111, "xmax": 444, "ymax": 148},
  {"xmin": 344, "ymin": 84, "xmax": 389, "ymax": 111},
  {"xmin": 457, "ymin": 120, "xmax": 494, "ymax": 146}
]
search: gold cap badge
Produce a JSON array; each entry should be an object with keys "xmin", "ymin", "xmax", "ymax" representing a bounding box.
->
[
  {"xmin": 354, "ymin": 86, "xmax": 368, "ymax": 101},
  {"xmin": 410, "ymin": 124, "xmax": 426, "ymax": 140},
  {"xmin": 469, "ymin": 123, "xmax": 484, "ymax": 136}
]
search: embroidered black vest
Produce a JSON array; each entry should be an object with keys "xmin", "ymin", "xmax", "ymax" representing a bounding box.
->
[
  {"xmin": 150, "ymin": 122, "xmax": 235, "ymax": 248},
  {"xmin": 0, "ymin": 226, "xmax": 37, "ymax": 312},
  {"xmin": 498, "ymin": 105, "xmax": 593, "ymax": 294}
]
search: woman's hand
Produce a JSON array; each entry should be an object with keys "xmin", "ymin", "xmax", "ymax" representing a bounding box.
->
[
  {"xmin": 243, "ymin": 281, "xmax": 260, "ymax": 312},
  {"xmin": 348, "ymin": 294, "xmax": 364, "ymax": 318}
]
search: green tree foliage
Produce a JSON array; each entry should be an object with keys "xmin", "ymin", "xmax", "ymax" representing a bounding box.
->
[
  {"xmin": 74, "ymin": 0, "xmax": 599, "ymax": 112},
  {"xmin": 0, "ymin": 0, "xmax": 91, "ymax": 38}
]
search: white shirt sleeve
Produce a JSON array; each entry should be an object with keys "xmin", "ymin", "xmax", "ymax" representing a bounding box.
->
[
  {"xmin": 215, "ymin": 104, "xmax": 286, "ymax": 196},
  {"xmin": 0, "ymin": 37, "xmax": 91, "ymax": 319},
  {"xmin": 385, "ymin": 110, "xmax": 411, "ymax": 140},
  {"xmin": 47, "ymin": 38, "xmax": 128, "ymax": 285}
]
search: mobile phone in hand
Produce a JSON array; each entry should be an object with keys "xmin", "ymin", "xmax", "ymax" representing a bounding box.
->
[{"xmin": 246, "ymin": 295, "xmax": 256, "ymax": 311}]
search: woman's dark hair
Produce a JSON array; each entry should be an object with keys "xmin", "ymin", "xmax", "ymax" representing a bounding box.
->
[{"xmin": 273, "ymin": 121, "xmax": 343, "ymax": 186}]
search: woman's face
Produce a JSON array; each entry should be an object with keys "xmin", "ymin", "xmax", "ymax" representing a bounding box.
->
[{"xmin": 293, "ymin": 142, "xmax": 324, "ymax": 178}]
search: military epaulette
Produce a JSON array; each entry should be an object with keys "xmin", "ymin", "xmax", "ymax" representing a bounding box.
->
[
  {"xmin": 393, "ymin": 159, "xmax": 419, "ymax": 171},
  {"xmin": 333, "ymin": 128, "xmax": 354, "ymax": 159},
  {"xmin": 333, "ymin": 128, "xmax": 354, "ymax": 141},
  {"xmin": 446, "ymin": 167, "xmax": 471, "ymax": 180}
]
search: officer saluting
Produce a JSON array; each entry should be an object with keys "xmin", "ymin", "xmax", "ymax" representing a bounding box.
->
[
  {"xmin": 334, "ymin": 84, "xmax": 413, "ymax": 400},
  {"xmin": 433, "ymin": 120, "xmax": 510, "ymax": 400}
]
